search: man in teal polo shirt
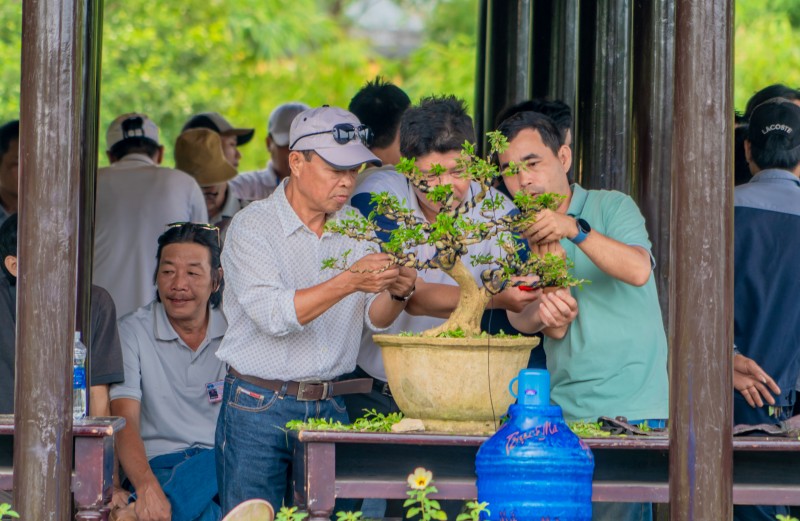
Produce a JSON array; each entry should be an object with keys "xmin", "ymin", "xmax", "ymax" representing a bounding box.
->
[{"xmin": 497, "ymin": 110, "xmax": 668, "ymax": 521}]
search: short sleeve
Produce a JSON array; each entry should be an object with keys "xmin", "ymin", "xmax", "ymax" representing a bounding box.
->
[
  {"xmin": 109, "ymin": 318, "xmax": 143, "ymax": 402},
  {"xmin": 89, "ymin": 286, "xmax": 125, "ymax": 386},
  {"xmin": 601, "ymin": 193, "xmax": 652, "ymax": 252}
]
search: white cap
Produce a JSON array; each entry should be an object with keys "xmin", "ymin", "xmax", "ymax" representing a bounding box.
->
[
  {"xmin": 106, "ymin": 113, "xmax": 160, "ymax": 150},
  {"xmin": 268, "ymin": 102, "xmax": 310, "ymax": 146}
]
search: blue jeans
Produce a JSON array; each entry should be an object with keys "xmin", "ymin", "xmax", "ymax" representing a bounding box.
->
[
  {"xmin": 145, "ymin": 447, "xmax": 221, "ymax": 521},
  {"xmin": 591, "ymin": 418, "xmax": 667, "ymax": 521},
  {"xmin": 215, "ymin": 374, "xmax": 350, "ymax": 516}
]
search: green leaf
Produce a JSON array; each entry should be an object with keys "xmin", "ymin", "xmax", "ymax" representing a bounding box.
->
[{"xmin": 407, "ymin": 507, "xmax": 421, "ymax": 518}]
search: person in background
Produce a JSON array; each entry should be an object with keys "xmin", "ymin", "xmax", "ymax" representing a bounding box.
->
[
  {"xmin": 175, "ymin": 128, "xmax": 244, "ymax": 240},
  {"xmin": 94, "ymin": 113, "xmax": 207, "ymax": 318},
  {"xmin": 0, "ymin": 213, "xmax": 124, "ymax": 461},
  {"xmin": 230, "ymin": 102, "xmax": 309, "ymax": 201},
  {"xmin": 732, "ymin": 98, "xmax": 800, "ymax": 521},
  {"xmin": 348, "ymin": 77, "xmax": 410, "ymax": 187},
  {"xmin": 110, "ymin": 223, "xmax": 226, "ymax": 521},
  {"xmin": 0, "ymin": 120, "xmax": 20, "ymax": 223}
]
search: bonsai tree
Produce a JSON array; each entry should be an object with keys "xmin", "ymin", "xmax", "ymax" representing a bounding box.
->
[{"xmin": 324, "ymin": 131, "xmax": 584, "ymax": 338}]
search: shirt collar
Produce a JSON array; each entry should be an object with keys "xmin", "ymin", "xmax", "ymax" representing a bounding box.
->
[
  {"xmin": 213, "ymin": 189, "xmax": 243, "ymax": 222},
  {"xmin": 114, "ymin": 153, "xmax": 157, "ymax": 167},
  {"xmin": 749, "ymin": 168, "xmax": 800, "ymax": 187},
  {"xmin": 153, "ymin": 301, "xmax": 227, "ymax": 343},
  {"xmin": 565, "ymin": 183, "xmax": 588, "ymax": 216},
  {"xmin": 274, "ymin": 180, "xmax": 307, "ymax": 237}
]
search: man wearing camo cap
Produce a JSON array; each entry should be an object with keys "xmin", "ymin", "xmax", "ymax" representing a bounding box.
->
[{"xmin": 215, "ymin": 106, "xmax": 417, "ymax": 515}]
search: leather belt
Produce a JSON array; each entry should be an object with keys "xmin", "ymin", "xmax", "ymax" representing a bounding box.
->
[{"xmin": 229, "ymin": 367, "xmax": 372, "ymax": 401}]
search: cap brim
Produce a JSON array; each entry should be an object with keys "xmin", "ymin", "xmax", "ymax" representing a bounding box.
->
[
  {"xmin": 222, "ymin": 128, "xmax": 255, "ymax": 146},
  {"xmin": 315, "ymin": 143, "xmax": 382, "ymax": 170}
]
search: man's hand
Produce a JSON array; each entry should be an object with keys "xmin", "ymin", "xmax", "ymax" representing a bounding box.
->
[
  {"xmin": 522, "ymin": 209, "xmax": 577, "ymax": 245},
  {"xmin": 111, "ymin": 485, "xmax": 132, "ymax": 509},
  {"xmin": 491, "ymin": 276, "xmax": 542, "ymax": 313},
  {"xmin": 387, "ymin": 266, "xmax": 417, "ymax": 301},
  {"xmin": 133, "ymin": 480, "xmax": 171, "ymax": 521},
  {"xmin": 348, "ymin": 253, "xmax": 400, "ymax": 293},
  {"xmin": 734, "ymin": 354, "xmax": 781, "ymax": 408},
  {"xmin": 528, "ymin": 240, "xmax": 567, "ymax": 259},
  {"xmin": 538, "ymin": 289, "xmax": 578, "ymax": 331}
]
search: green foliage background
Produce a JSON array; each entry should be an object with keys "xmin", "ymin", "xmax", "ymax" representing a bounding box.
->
[{"xmin": 0, "ymin": 0, "xmax": 797, "ymax": 170}]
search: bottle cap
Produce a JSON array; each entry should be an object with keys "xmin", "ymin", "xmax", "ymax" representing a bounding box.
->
[{"xmin": 509, "ymin": 369, "xmax": 550, "ymax": 406}]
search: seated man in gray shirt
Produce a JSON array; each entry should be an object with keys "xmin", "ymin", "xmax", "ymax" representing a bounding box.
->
[{"xmin": 110, "ymin": 223, "xmax": 226, "ymax": 521}]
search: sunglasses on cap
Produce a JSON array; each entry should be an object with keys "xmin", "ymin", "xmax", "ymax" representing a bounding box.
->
[
  {"xmin": 166, "ymin": 221, "xmax": 221, "ymax": 247},
  {"xmin": 290, "ymin": 123, "xmax": 374, "ymax": 150}
]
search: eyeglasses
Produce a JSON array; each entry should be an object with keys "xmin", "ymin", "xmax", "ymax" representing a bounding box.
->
[
  {"xmin": 166, "ymin": 221, "xmax": 221, "ymax": 247},
  {"xmin": 290, "ymin": 123, "xmax": 374, "ymax": 149}
]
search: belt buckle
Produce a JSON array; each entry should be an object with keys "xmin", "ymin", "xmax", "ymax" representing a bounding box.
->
[{"xmin": 296, "ymin": 381, "xmax": 329, "ymax": 401}]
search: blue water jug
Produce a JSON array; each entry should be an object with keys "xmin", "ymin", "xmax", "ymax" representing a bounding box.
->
[{"xmin": 475, "ymin": 369, "xmax": 594, "ymax": 521}]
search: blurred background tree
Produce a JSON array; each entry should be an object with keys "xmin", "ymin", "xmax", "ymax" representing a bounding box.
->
[{"xmin": 0, "ymin": 0, "xmax": 797, "ymax": 170}]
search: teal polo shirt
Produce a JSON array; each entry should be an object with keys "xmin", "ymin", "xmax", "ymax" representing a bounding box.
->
[{"xmin": 546, "ymin": 184, "xmax": 669, "ymax": 422}]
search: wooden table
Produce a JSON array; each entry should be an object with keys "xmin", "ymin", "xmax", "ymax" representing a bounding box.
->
[
  {"xmin": 0, "ymin": 415, "xmax": 125, "ymax": 521},
  {"xmin": 291, "ymin": 430, "xmax": 800, "ymax": 520}
]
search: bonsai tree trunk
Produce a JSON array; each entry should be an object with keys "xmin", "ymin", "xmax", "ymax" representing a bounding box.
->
[{"xmin": 422, "ymin": 260, "xmax": 492, "ymax": 337}]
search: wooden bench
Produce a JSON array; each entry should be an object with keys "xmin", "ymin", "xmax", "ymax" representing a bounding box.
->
[
  {"xmin": 0, "ymin": 415, "xmax": 125, "ymax": 521},
  {"xmin": 291, "ymin": 430, "xmax": 800, "ymax": 521}
]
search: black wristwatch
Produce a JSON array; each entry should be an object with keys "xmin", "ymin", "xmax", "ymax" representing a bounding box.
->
[
  {"xmin": 570, "ymin": 218, "xmax": 591, "ymax": 245},
  {"xmin": 391, "ymin": 285, "xmax": 416, "ymax": 302}
]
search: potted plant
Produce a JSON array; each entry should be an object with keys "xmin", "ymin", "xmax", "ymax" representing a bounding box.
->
[{"xmin": 325, "ymin": 132, "xmax": 584, "ymax": 434}]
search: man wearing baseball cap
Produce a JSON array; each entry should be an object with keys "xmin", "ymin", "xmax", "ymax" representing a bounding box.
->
[
  {"xmin": 215, "ymin": 106, "xmax": 416, "ymax": 515},
  {"xmin": 733, "ymin": 97, "xmax": 800, "ymax": 521},
  {"xmin": 230, "ymin": 102, "xmax": 310, "ymax": 201},
  {"xmin": 94, "ymin": 113, "xmax": 207, "ymax": 317},
  {"xmin": 182, "ymin": 112, "xmax": 255, "ymax": 169}
]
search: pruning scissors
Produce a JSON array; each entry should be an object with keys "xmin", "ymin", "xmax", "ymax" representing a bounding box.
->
[{"xmin": 510, "ymin": 280, "xmax": 542, "ymax": 292}]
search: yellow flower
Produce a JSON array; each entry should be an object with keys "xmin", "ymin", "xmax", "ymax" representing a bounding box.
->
[{"xmin": 407, "ymin": 467, "xmax": 433, "ymax": 490}]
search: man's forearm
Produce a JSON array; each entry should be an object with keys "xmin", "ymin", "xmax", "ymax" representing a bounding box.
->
[
  {"xmin": 89, "ymin": 385, "xmax": 110, "ymax": 417},
  {"xmin": 294, "ymin": 271, "xmax": 357, "ymax": 325},
  {"xmin": 575, "ymin": 232, "xmax": 652, "ymax": 286},
  {"xmin": 368, "ymin": 292, "xmax": 407, "ymax": 328}
]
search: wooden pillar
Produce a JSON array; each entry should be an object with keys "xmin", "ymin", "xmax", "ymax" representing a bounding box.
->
[
  {"xmin": 16, "ymin": 0, "xmax": 87, "ymax": 518},
  {"xmin": 510, "ymin": 0, "xmax": 533, "ymax": 104},
  {"xmin": 578, "ymin": 0, "xmax": 633, "ymax": 192},
  {"xmin": 77, "ymin": 0, "xmax": 104, "ymax": 409},
  {"xmin": 632, "ymin": 0, "xmax": 675, "ymax": 331},
  {"xmin": 668, "ymin": 0, "xmax": 734, "ymax": 519},
  {"xmin": 547, "ymin": 0, "xmax": 579, "ymax": 108}
]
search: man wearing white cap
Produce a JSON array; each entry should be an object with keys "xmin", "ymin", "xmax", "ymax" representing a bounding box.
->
[
  {"xmin": 230, "ymin": 102, "xmax": 310, "ymax": 201},
  {"xmin": 215, "ymin": 106, "xmax": 417, "ymax": 515},
  {"xmin": 94, "ymin": 113, "xmax": 207, "ymax": 317}
]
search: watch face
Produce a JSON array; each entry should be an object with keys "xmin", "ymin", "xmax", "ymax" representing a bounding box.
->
[{"xmin": 577, "ymin": 218, "xmax": 591, "ymax": 233}]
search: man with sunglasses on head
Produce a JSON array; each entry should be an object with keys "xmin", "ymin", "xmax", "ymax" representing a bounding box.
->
[
  {"xmin": 110, "ymin": 223, "xmax": 226, "ymax": 521},
  {"xmin": 94, "ymin": 113, "xmax": 208, "ymax": 318},
  {"xmin": 215, "ymin": 106, "xmax": 416, "ymax": 515}
]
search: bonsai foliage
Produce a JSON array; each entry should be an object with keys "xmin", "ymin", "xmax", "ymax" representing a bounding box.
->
[{"xmin": 325, "ymin": 131, "xmax": 584, "ymax": 337}]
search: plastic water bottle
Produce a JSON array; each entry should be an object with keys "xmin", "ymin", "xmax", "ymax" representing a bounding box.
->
[
  {"xmin": 72, "ymin": 331, "xmax": 87, "ymax": 420},
  {"xmin": 476, "ymin": 369, "xmax": 594, "ymax": 520}
]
